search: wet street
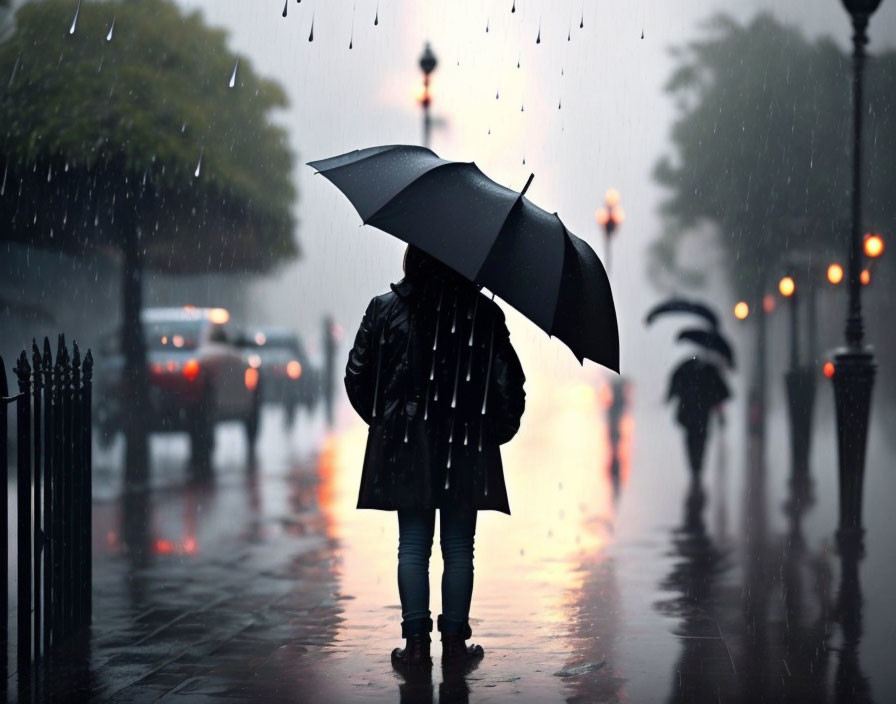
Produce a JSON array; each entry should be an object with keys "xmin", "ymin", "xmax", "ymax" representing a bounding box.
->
[{"xmin": 6, "ymin": 334, "xmax": 896, "ymax": 704}]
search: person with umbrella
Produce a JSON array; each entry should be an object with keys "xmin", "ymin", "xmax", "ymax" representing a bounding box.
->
[
  {"xmin": 345, "ymin": 245, "xmax": 526, "ymax": 668},
  {"xmin": 309, "ymin": 144, "xmax": 619, "ymax": 670},
  {"xmin": 646, "ymin": 298, "xmax": 733, "ymax": 479}
]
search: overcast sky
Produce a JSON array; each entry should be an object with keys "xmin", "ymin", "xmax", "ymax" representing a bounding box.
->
[{"xmin": 174, "ymin": 0, "xmax": 896, "ymax": 395}]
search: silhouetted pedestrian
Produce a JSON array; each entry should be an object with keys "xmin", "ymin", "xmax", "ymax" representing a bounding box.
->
[
  {"xmin": 345, "ymin": 246, "xmax": 526, "ymax": 670},
  {"xmin": 666, "ymin": 357, "xmax": 729, "ymax": 478}
]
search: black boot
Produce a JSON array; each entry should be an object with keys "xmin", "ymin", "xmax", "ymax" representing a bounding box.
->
[
  {"xmin": 392, "ymin": 633, "xmax": 432, "ymax": 670},
  {"xmin": 440, "ymin": 633, "xmax": 484, "ymax": 665}
]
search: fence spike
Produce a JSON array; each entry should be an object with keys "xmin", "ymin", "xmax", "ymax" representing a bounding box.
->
[
  {"xmin": 32, "ymin": 339, "xmax": 42, "ymax": 375},
  {"xmin": 83, "ymin": 349, "xmax": 93, "ymax": 382},
  {"xmin": 43, "ymin": 336, "xmax": 53, "ymax": 371},
  {"xmin": 15, "ymin": 350, "xmax": 31, "ymax": 381}
]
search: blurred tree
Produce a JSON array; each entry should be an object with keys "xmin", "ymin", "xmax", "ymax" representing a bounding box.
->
[
  {"xmin": 652, "ymin": 12, "xmax": 895, "ymax": 302},
  {"xmin": 0, "ymin": 0, "xmax": 298, "ymax": 479}
]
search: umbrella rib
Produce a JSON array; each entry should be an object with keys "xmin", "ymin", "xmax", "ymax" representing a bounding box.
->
[
  {"xmin": 470, "ymin": 192, "xmax": 526, "ymax": 283},
  {"xmin": 362, "ymin": 160, "xmax": 458, "ymax": 226}
]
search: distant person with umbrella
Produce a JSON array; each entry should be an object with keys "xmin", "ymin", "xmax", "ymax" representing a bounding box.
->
[
  {"xmin": 310, "ymin": 144, "xmax": 619, "ymax": 670},
  {"xmin": 345, "ymin": 246, "xmax": 526, "ymax": 668},
  {"xmin": 666, "ymin": 355, "xmax": 730, "ymax": 478},
  {"xmin": 646, "ymin": 298, "xmax": 734, "ymax": 479}
]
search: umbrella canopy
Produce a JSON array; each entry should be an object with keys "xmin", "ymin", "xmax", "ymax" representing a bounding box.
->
[
  {"xmin": 645, "ymin": 297, "xmax": 719, "ymax": 329},
  {"xmin": 308, "ymin": 145, "xmax": 619, "ymax": 370},
  {"xmin": 677, "ymin": 328, "xmax": 735, "ymax": 368}
]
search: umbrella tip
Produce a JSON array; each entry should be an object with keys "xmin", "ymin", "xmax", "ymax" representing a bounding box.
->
[{"xmin": 520, "ymin": 172, "xmax": 535, "ymax": 198}]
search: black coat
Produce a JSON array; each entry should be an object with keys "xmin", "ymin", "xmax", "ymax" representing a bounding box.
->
[{"xmin": 345, "ymin": 278, "xmax": 526, "ymax": 514}]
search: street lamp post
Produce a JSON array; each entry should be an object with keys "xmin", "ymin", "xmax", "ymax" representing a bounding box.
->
[
  {"xmin": 779, "ymin": 273, "xmax": 815, "ymax": 496},
  {"xmin": 595, "ymin": 188, "xmax": 625, "ymax": 276},
  {"xmin": 418, "ymin": 42, "xmax": 438, "ymax": 149},
  {"xmin": 832, "ymin": 0, "xmax": 881, "ymax": 556}
]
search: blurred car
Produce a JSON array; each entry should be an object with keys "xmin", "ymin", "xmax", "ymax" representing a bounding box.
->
[
  {"xmin": 236, "ymin": 326, "xmax": 320, "ymax": 426},
  {"xmin": 95, "ymin": 306, "xmax": 261, "ymax": 459}
]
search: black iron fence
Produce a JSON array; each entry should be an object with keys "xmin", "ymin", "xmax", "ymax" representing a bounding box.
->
[{"xmin": 2, "ymin": 335, "xmax": 93, "ymax": 676}]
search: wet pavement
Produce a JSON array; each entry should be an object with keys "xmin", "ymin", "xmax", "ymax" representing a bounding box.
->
[{"xmin": 6, "ymin": 346, "xmax": 896, "ymax": 703}]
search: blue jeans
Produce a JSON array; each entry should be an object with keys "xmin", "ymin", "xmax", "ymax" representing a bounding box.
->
[{"xmin": 397, "ymin": 506, "xmax": 478, "ymax": 638}]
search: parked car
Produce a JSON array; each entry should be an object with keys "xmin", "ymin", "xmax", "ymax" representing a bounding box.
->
[
  {"xmin": 95, "ymin": 306, "xmax": 261, "ymax": 459},
  {"xmin": 236, "ymin": 326, "xmax": 320, "ymax": 426}
]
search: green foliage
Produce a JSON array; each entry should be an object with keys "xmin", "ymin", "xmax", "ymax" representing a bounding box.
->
[
  {"xmin": 653, "ymin": 12, "xmax": 895, "ymax": 299},
  {"xmin": 0, "ymin": 0, "xmax": 298, "ymax": 273}
]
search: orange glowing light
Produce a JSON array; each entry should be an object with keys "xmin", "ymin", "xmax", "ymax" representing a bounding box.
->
[
  {"xmin": 763, "ymin": 294, "xmax": 776, "ymax": 313},
  {"xmin": 182, "ymin": 358, "xmax": 200, "ymax": 381},
  {"xmin": 208, "ymin": 307, "xmax": 230, "ymax": 324},
  {"xmin": 864, "ymin": 233, "xmax": 884, "ymax": 258},
  {"xmin": 860, "ymin": 269, "xmax": 871, "ymax": 285},
  {"xmin": 734, "ymin": 301, "xmax": 750, "ymax": 320},
  {"xmin": 287, "ymin": 360, "xmax": 303, "ymax": 379},
  {"xmin": 172, "ymin": 335, "xmax": 185, "ymax": 348},
  {"xmin": 244, "ymin": 367, "xmax": 259, "ymax": 391},
  {"xmin": 778, "ymin": 276, "xmax": 795, "ymax": 297},
  {"xmin": 183, "ymin": 537, "xmax": 197, "ymax": 555},
  {"xmin": 414, "ymin": 83, "xmax": 428, "ymax": 104},
  {"xmin": 605, "ymin": 188, "xmax": 621, "ymax": 208},
  {"xmin": 827, "ymin": 263, "xmax": 844, "ymax": 285},
  {"xmin": 161, "ymin": 335, "xmax": 168, "ymax": 345},
  {"xmin": 595, "ymin": 207, "xmax": 610, "ymax": 226},
  {"xmin": 248, "ymin": 353, "xmax": 262, "ymax": 369},
  {"xmin": 823, "ymin": 361, "xmax": 835, "ymax": 378}
]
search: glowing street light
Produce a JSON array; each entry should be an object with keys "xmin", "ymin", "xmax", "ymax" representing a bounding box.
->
[
  {"xmin": 863, "ymin": 232, "xmax": 884, "ymax": 258},
  {"xmin": 734, "ymin": 301, "xmax": 750, "ymax": 320},
  {"xmin": 827, "ymin": 263, "xmax": 845, "ymax": 285},
  {"xmin": 779, "ymin": 276, "xmax": 796, "ymax": 298},
  {"xmin": 418, "ymin": 42, "xmax": 438, "ymax": 148},
  {"xmin": 595, "ymin": 188, "xmax": 625, "ymax": 274}
]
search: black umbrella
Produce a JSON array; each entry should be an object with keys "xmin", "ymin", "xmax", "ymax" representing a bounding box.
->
[
  {"xmin": 677, "ymin": 328, "xmax": 735, "ymax": 368},
  {"xmin": 645, "ymin": 297, "xmax": 719, "ymax": 329},
  {"xmin": 308, "ymin": 145, "xmax": 619, "ymax": 370}
]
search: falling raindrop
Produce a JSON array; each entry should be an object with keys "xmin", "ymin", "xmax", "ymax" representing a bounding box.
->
[
  {"xmin": 374, "ymin": 0, "xmax": 379, "ymax": 25},
  {"xmin": 106, "ymin": 18, "xmax": 115, "ymax": 42},
  {"xmin": 536, "ymin": 20, "xmax": 541, "ymax": 43},
  {"xmin": 194, "ymin": 147, "xmax": 203, "ymax": 178},
  {"xmin": 520, "ymin": 103, "xmax": 524, "ymax": 112},
  {"xmin": 451, "ymin": 346, "xmax": 461, "ymax": 408},
  {"xmin": 481, "ymin": 323, "xmax": 495, "ymax": 415},
  {"xmin": 558, "ymin": 98, "xmax": 562, "ymax": 109},
  {"xmin": 47, "ymin": 165, "xmax": 52, "ymax": 182},
  {"xmin": 468, "ymin": 297, "xmax": 479, "ymax": 346},
  {"xmin": 496, "ymin": 88, "xmax": 499, "ymax": 100},
  {"xmin": 229, "ymin": 58, "xmax": 239, "ymax": 88},
  {"xmin": 511, "ymin": 0, "xmax": 516, "ymax": 12},
  {"xmin": 464, "ymin": 423, "xmax": 469, "ymax": 446},
  {"xmin": 308, "ymin": 14, "xmax": 314, "ymax": 41},
  {"xmin": 568, "ymin": 26, "xmax": 571, "ymax": 41},
  {"xmin": 522, "ymin": 155, "xmax": 526, "ymax": 164},
  {"xmin": 580, "ymin": 3, "xmax": 584, "ymax": 29},
  {"xmin": 181, "ymin": 122, "xmax": 187, "ymax": 133},
  {"xmin": 349, "ymin": 37, "xmax": 353, "ymax": 49},
  {"xmin": 69, "ymin": 0, "xmax": 81, "ymax": 35},
  {"xmin": 0, "ymin": 165, "xmax": 6, "ymax": 196},
  {"xmin": 487, "ymin": 127, "xmax": 491, "ymax": 135},
  {"xmin": 282, "ymin": 0, "xmax": 288, "ymax": 17},
  {"xmin": 561, "ymin": 67, "xmax": 564, "ymax": 76},
  {"xmin": 486, "ymin": 17, "xmax": 489, "ymax": 33},
  {"xmin": 517, "ymin": 55, "xmax": 521, "ymax": 69},
  {"xmin": 64, "ymin": 162, "xmax": 69, "ymax": 172},
  {"xmin": 404, "ymin": 418, "xmax": 409, "ymax": 443},
  {"xmin": 641, "ymin": 28, "xmax": 645, "ymax": 39}
]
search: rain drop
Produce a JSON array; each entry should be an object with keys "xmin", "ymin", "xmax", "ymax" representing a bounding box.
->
[
  {"xmin": 536, "ymin": 20, "xmax": 541, "ymax": 44},
  {"xmin": 47, "ymin": 165, "xmax": 52, "ymax": 182},
  {"xmin": 496, "ymin": 88, "xmax": 499, "ymax": 100},
  {"xmin": 517, "ymin": 55, "xmax": 521, "ymax": 69},
  {"xmin": 194, "ymin": 148, "xmax": 203, "ymax": 178},
  {"xmin": 106, "ymin": 18, "xmax": 115, "ymax": 42},
  {"xmin": 511, "ymin": 0, "xmax": 515, "ymax": 12},
  {"xmin": 308, "ymin": 15, "xmax": 314, "ymax": 41},
  {"xmin": 568, "ymin": 27, "xmax": 571, "ymax": 41},
  {"xmin": 69, "ymin": 0, "xmax": 81, "ymax": 35},
  {"xmin": 374, "ymin": 0, "xmax": 379, "ymax": 25},
  {"xmin": 1, "ymin": 165, "xmax": 6, "ymax": 196},
  {"xmin": 520, "ymin": 103, "xmax": 524, "ymax": 112},
  {"xmin": 486, "ymin": 18, "xmax": 489, "ymax": 33},
  {"xmin": 558, "ymin": 98, "xmax": 562, "ymax": 109},
  {"xmin": 580, "ymin": 3, "xmax": 584, "ymax": 29},
  {"xmin": 282, "ymin": 0, "xmax": 288, "ymax": 17},
  {"xmin": 229, "ymin": 58, "xmax": 239, "ymax": 88},
  {"xmin": 641, "ymin": 28, "xmax": 645, "ymax": 39}
]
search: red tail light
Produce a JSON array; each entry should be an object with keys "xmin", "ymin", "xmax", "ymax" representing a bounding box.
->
[{"xmin": 182, "ymin": 358, "xmax": 200, "ymax": 381}]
